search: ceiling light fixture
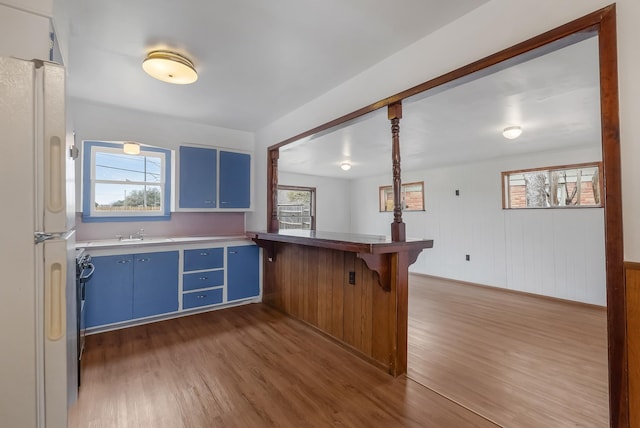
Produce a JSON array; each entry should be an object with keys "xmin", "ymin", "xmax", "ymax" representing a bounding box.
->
[
  {"xmin": 123, "ymin": 141, "xmax": 141, "ymax": 155},
  {"xmin": 340, "ymin": 161, "xmax": 352, "ymax": 171},
  {"xmin": 142, "ymin": 50, "xmax": 198, "ymax": 84},
  {"xmin": 502, "ymin": 125, "xmax": 523, "ymax": 139}
]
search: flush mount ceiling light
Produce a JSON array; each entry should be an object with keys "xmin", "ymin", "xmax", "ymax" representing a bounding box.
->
[
  {"xmin": 340, "ymin": 161, "xmax": 352, "ymax": 171},
  {"xmin": 142, "ymin": 50, "xmax": 198, "ymax": 84},
  {"xmin": 123, "ymin": 141, "xmax": 141, "ymax": 155},
  {"xmin": 502, "ymin": 125, "xmax": 523, "ymax": 140}
]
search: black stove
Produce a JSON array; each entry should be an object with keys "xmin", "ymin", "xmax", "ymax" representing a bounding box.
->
[{"xmin": 75, "ymin": 251, "xmax": 94, "ymax": 388}]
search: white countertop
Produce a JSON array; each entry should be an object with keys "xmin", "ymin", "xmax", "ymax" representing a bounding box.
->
[{"xmin": 76, "ymin": 235, "xmax": 250, "ymax": 250}]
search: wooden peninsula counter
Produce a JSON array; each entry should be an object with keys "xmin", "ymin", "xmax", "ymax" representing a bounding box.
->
[{"xmin": 248, "ymin": 230, "xmax": 433, "ymax": 376}]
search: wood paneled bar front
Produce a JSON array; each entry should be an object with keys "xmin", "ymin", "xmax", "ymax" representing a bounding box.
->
[{"xmin": 247, "ymin": 230, "xmax": 433, "ymax": 376}]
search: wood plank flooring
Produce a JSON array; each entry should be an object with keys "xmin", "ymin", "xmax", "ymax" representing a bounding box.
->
[
  {"xmin": 407, "ymin": 275, "xmax": 609, "ymax": 428},
  {"xmin": 70, "ymin": 304, "xmax": 497, "ymax": 428}
]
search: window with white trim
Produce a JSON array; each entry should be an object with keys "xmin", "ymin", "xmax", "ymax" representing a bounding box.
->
[{"xmin": 82, "ymin": 141, "xmax": 172, "ymax": 221}]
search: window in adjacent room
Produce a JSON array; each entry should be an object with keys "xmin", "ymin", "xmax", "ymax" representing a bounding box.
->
[
  {"xmin": 502, "ymin": 162, "xmax": 602, "ymax": 209},
  {"xmin": 277, "ymin": 185, "xmax": 316, "ymax": 230},
  {"xmin": 379, "ymin": 181, "xmax": 425, "ymax": 212},
  {"xmin": 82, "ymin": 141, "xmax": 172, "ymax": 221}
]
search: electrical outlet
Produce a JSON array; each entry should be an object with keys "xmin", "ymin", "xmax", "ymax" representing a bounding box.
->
[
  {"xmin": 455, "ymin": 189, "xmax": 460, "ymax": 196},
  {"xmin": 465, "ymin": 254, "xmax": 470, "ymax": 261},
  {"xmin": 348, "ymin": 271, "xmax": 356, "ymax": 285}
]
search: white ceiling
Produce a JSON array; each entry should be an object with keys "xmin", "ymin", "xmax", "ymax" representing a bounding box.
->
[
  {"xmin": 279, "ymin": 36, "xmax": 602, "ymax": 179},
  {"xmin": 65, "ymin": 0, "xmax": 490, "ymax": 132}
]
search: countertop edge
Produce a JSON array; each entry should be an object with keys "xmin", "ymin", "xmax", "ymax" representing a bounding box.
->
[
  {"xmin": 247, "ymin": 231, "xmax": 433, "ymax": 254},
  {"xmin": 76, "ymin": 235, "xmax": 252, "ymax": 250}
]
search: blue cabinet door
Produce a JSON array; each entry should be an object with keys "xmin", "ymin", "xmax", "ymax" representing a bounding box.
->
[
  {"xmin": 85, "ymin": 254, "xmax": 134, "ymax": 328},
  {"xmin": 133, "ymin": 251, "xmax": 179, "ymax": 318},
  {"xmin": 219, "ymin": 151, "xmax": 250, "ymax": 209},
  {"xmin": 179, "ymin": 146, "xmax": 217, "ymax": 208},
  {"xmin": 227, "ymin": 245, "xmax": 260, "ymax": 301}
]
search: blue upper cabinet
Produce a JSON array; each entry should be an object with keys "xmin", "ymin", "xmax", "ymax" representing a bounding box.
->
[
  {"xmin": 219, "ymin": 151, "xmax": 251, "ymax": 209},
  {"xmin": 178, "ymin": 147, "xmax": 251, "ymax": 210},
  {"xmin": 179, "ymin": 146, "xmax": 217, "ymax": 208}
]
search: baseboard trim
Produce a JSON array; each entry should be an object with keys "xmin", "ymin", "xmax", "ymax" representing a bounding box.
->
[{"xmin": 409, "ymin": 272, "xmax": 606, "ymax": 310}]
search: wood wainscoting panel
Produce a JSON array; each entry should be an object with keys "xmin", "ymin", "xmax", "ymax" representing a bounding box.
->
[
  {"xmin": 627, "ymin": 262, "xmax": 640, "ymax": 428},
  {"xmin": 262, "ymin": 244, "xmax": 397, "ymax": 372}
]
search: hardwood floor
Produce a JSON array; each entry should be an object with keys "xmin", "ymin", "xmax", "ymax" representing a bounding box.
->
[
  {"xmin": 407, "ymin": 275, "xmax": 609, "ymax": 428},
  {"xmin": 70, "ymin": 304, "xmax": 497, "ymax": 428}
]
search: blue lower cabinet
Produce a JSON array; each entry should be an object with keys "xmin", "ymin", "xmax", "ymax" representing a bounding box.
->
[
  {"xmin": 184, "ymin": 247, "xmax": 223, "ymax": 272},
  {"xmin": 86, "ymin": 251, "xmax": 179, "ymax": 328},
  {"xmin": 227, "ymin": 245, "xmax": 260, "ymax": 301},
  {"xmin": 183, "ymin": 270, "xmax": 224, "ymax": 291},
  {"xmin": 183, "ymin": 288, "xmax": 223, "ymax": 309},
  {"xmin": 85, "ymin": 254, "xmax": 134, "ymax": 327},
  {"xmin": 133, "ymin": 251, "xmax": 179, "ymax": 318}
]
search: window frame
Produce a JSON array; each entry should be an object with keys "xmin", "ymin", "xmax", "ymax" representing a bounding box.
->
[
  {"xmin": 501, "ymin": 161, "xmax": 603, "ymax": 210},
  {"xmin": 82, "ymin": 141, "xmax": 172, "ymax": 222},
  {"xmin": 379, "ymin": 181, "xmax": 425, "ymax": 212},
  {"xmin": 276, "ymin": 185, "xmax": 316, "ymax": 231}
]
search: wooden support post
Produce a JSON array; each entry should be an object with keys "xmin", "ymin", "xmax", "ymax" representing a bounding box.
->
[
  {"xmin": 268, "ymin": 148, "xmax": 280, "ymax": 232},
  {"xmin": 388, "ymin": 102, "xmax": 405, "ymax": 242}
]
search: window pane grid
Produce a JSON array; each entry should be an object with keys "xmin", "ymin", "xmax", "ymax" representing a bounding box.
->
[
  {"xmin": 379, "ymin": 181, "xmax": 424, "ymax": 212},
  {"xmin": 503, "ymin": 163, "xmax": 602, "ymax": 209},
  {"xmin": 86, "ymin": 142, "xmax": 170, "ymax": 218}
]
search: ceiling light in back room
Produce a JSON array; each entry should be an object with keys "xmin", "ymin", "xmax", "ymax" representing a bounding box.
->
[
  {"xmin": 142, "ymin": 50, "xmax": 198, "ymax": 84},
  {"xmin": 502, "ymin": 125, "xmax": 523, "ymax": 139},
  {"xmin": 340, "ymin": 161, "xmax": 352, "ymax": 171}
]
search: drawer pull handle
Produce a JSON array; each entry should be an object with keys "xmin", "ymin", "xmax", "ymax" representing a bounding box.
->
[
  {"xmin": 138, "ymin": 258, "xmax": 148, "ymax": 262},
  {"xmin": 197, "ymin": 294, "xmax": 206, "ymax": 299},
  {"xmin": 229, "ymin": 251, "xmax": 237, "ymax": 254},
  {"xmin": 204, "ymin": 200, "xmax": 213, "ymax": 204},
  {"xmin": 200, "ymin": 252, "xmax": 208, "ymax": 256},
  {"xmin": 117, "ymin": 260, "xmax": 130, "ymax": 264},
  {"xmin": 199, "ymin": 277, "xmax": 208, "ymax": 281}
]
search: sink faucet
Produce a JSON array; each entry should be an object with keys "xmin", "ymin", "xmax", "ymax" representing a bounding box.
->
[{"xmin": 117, "ymin": 228, "xmax": 145, "ymax": 240}]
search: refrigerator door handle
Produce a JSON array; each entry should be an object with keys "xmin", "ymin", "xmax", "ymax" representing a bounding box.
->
[
  {"xmin": 44, "ymin": 240, "xmax": 66, "ymax": 341},
  {"xmin": 46, "ymin": 135, "xmax": 64, "ymax": 214}
]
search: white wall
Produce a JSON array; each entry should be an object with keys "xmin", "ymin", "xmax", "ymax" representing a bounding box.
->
[
  {"xmin": 71, "ymin": 98, "xmax": 254, "ymax": 209},
  {"xmin": 248, "ymin": 0, "xmax": 640, "ymax": 265},
  {"xmin": 0, "ymin": 0, "xmax": 52, "ymax": 16},
  {"xmin": 0, "ymin": 4, "xmax": 51, "ymax": 60},
  {"xmin": 279, "ymin": 171, "xmax": 351, "ymax": 233},
  {"xmin": 349, "ymin": 147, "xmax": 606, "ymax": 305}
]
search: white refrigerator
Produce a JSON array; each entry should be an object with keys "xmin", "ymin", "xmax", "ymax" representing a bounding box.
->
[{"xmin": 0, "ymin": 57, "xmax": 77, "ymax": 427}]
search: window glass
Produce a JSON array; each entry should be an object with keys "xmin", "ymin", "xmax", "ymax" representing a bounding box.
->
[
  {"xmin": 502, "ymin": 163, "xmax": 601, "ymax": 209},
  {"xmin": 83, "ymin": 141, "xmax": 172, "ymax": 221},
  {"xmin": 277, "ymin": 186, "xmax": 315, "ymax": 230},
  {"xmin": 379, "ymin": 181, "xmax": 425, "ymax": 212}
]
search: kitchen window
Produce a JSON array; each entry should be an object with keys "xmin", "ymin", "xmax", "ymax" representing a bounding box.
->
[
  {"xmin": 82, "ymin": 141, "xmax": 172, "ymax": 222},
  {"xmin": 502, "ymin": 162, "xmax": 602, "ymax": 209}
]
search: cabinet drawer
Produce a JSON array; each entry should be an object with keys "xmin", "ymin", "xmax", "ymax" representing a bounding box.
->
[
  {"xmin": 184, "ymin": 248, "xmax": 223, "ymax": 271},
  {"xmin": 183, "ymin": 270, "xmax": 224, "ymax": 291},
  {"xmin": 183, "ymin": 288, "xmax": 223, "ymax": 309}
]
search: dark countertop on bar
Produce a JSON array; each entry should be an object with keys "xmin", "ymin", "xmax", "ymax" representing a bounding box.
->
[{"xmin": 247, "ymin": 230, "xmax": 433, "ymax": 254}]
